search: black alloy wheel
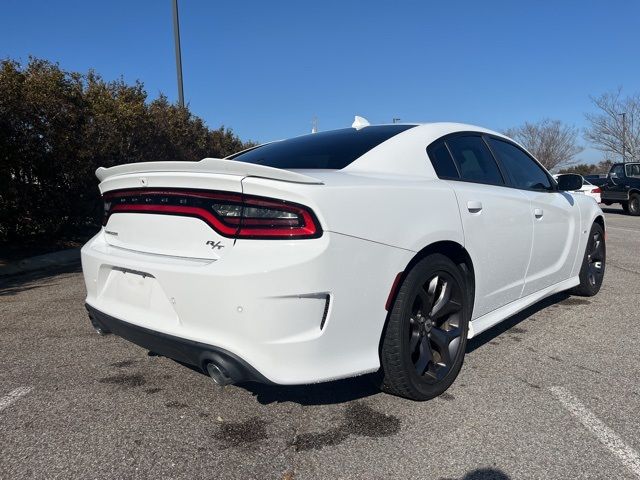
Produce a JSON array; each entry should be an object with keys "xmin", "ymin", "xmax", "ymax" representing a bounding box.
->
[
  {"xmin": 586, "ymin": 229, "xmax": 605, "ymax": 288},
  {"xmin": 379, "ymin": 253, "xmax": 470, "ymax": 401},
  {"xmin": 571, "ymin": 222, "xmax": 606, "ymax": 296},
  {"xmin": 407, "ymin": 272, "xmax": 463, "ymax": 383}
]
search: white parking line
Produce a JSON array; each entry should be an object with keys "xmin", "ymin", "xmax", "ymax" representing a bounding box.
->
[
  {"xmin": 550, "ymin": 386, "xmax": 640, "ymax": 478},
  {"xmin": 0, "ymin": 386, "xmax": 32, "ymax": 413}
]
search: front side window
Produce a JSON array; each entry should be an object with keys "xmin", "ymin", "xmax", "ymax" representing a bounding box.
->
[
  {"xmin": 445, "ymin": 136, "xmax": 504, "ymax": 185},
  {"xmin": 611, "ymin": 164, "xmax": 625, "ymax": 177},
  {"xmin": 487, "ymin": 138, "xmax": 552, "ymax": 191}
]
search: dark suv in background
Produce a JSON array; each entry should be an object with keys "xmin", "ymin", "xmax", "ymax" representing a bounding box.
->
[{"xmin": 598, "ymin": 162, "xmax": 640, "ymax": 215}]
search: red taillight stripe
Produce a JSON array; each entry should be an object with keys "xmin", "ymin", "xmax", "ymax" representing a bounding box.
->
[{"xmin": 103, "ymin": 188, "xmax": 322, "ymax": 240}]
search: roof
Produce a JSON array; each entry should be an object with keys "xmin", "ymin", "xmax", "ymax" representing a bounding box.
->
[{"xmin": 343, "ymin": 122, "xmax": 513, "ymax": 177}]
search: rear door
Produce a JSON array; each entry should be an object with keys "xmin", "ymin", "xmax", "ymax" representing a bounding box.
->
[
  {"xmin": 486, "ymin": 137, "xmax": 580, "ymax": 295},
  {"xmin": 429, "ymin": 134, "xmax": 533, "ymax": 319}
]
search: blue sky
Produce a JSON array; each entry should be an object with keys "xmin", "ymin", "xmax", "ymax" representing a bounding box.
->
[{"xmin": 2, "ymin": 0, "xmax": 639, "ymax": 163}]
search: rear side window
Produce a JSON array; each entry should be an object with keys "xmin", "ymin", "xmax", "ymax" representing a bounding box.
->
[
  {"xmin": 427, "ymin": 140, "xmax": 459, "ymax": 178},
  {"xmin": 230, "ymin": 125, "xmax": 416, "ymax": 169},
  {"xmin": 487, "ymin": 138, "xmax": 552, "ymax": 191},
  {"xmin": 445, "ymin": 136, "xmax": 504, "ymax": 185},
  {"xmin": 626, "ymin": 164, "xmax": 640, "ymax": 177}
]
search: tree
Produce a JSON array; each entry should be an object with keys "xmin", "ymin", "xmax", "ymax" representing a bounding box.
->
[
  {"xmin": 558, "ymin": 164, "xmax": 597, "ymax": 175},
  {"xmin": 558, "ymin": 159, "xmax": 615, "ymax": 176},
  {"xmin": 0, "ymin": 58, "xmax": 87, "ymax": 240},
  {"xmin": 504, "ymin": 119, "xmax": 584, "ymax": 171},
  {"xmin": 0, "ymin": 57, "xmax": 254, "ymax": 242},
  {"xmin": 595, "ymin": 159, "xmax": 614, "ymax": 174},
  {"xmin": 584, "ymin": 88, "xmax": 640, "ymax": 163}
]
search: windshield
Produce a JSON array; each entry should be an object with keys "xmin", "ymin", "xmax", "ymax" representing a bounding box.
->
[{"xmin": 230, "ymin": 125, "xmax": 416, "ymax": 169}]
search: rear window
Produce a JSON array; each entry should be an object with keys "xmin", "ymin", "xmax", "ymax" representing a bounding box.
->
[
  {"xmin": 230, "ymin": 125, "xmax": 416, "ymax": 169},
  {"xmin": 427, "ymin": 140, "xmax": 459, "ymax": 178}
]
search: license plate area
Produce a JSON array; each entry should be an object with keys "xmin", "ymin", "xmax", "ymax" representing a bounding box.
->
[
  {"xmin": 108, "ymin": 267, "xmax": 154, "ymax": 308},
  {"xmin": 97, "ymin": 266, "xmax": 178, "ymax": 328}
]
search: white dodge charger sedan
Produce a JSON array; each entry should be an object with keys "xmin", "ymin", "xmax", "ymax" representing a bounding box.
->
[{"xmin": 82, "ymin": 121, "xmax": 606, "ymax": 400}]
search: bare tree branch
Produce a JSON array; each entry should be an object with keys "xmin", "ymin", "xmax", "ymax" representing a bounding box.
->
[
  {"xmin": 584, "ymin": 88, "xmax": 640, "ymax": 162},
  {"xmin": 504, "ymin": 119, "xmax": 583, "ymax": 171}
]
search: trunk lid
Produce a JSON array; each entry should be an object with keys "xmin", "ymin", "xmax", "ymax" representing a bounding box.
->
[{"xmin": 97, "ymin": 159, "xmax": 322, "ymax": 260}]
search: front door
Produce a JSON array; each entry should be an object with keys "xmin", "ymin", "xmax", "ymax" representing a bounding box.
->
[
  {"xmin": 604, "ymin": 163, "xmax": 628, "ymax": 201},
  {"xmin": 485, "ymin": 136, "xmax": 580, "ymax": 296},
  {"xmin": 439, "ymin": 134, "xmax": 533, "ymax": 319},
  {"xmin": 520, "ymin": 190, "xmax": 579, "ymax": 295}
]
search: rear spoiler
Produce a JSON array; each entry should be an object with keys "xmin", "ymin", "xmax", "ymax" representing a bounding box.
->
[{"xmin": 95, "ymin": 158, "xmax": 323, "ymax": 185}]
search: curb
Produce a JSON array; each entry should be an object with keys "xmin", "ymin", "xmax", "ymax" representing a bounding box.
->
[{"xmin": 0, "ymin": 248, "xmax": 81, "ymax": 277}]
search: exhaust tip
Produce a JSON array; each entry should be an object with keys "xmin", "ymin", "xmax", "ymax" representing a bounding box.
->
[
  {"xmin": 88, "ymin": 314, "xmax": 110, "ymax": 336},
  {"xmin": 206, "ymin": 362, "xmax": 234, "ymax": 386}
]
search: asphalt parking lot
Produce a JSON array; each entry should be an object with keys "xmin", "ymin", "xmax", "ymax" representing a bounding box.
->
[{"xmin": 1, "ymin": 206, "xmax": 639, "ymax": 480}]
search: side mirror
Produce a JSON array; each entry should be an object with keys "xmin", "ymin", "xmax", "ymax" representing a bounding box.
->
[{"xmin": 556, "ymin": 174, "xmax": 583, "ymax": 191}]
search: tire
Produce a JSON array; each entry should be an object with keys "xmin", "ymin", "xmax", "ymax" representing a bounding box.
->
[
  {"xmin": 571, "ymin": 223, "xmax": 606, "ymax": 297},
  {"xmin": 628, "ymin": 193, "xmax": 640, "ymax": 216},
  {"xmin": 602, "ymin": 201, "xmax": 612, "ymax": 206},
  {"xmin": 622, "ymin": 202, "xmax": 630, "ymax": 213},
  {"xmin": 379, "ymin": 254, "xmax": 470, "ymax": 401}
]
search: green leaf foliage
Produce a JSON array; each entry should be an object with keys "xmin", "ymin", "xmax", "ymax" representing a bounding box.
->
[{"xmin": 0, "ymin": 57, "xmax": 254, "ymax": 242}]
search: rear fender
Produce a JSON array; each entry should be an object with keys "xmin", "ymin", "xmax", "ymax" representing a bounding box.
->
[{"xmin": 241, "ymin": 175, "xmax": 464, "ymax": 251}]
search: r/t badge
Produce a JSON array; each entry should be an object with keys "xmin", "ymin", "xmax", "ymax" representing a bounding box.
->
[{"xmin": 206, "ymin": 240, "xmax": 225, "ymax": 250}]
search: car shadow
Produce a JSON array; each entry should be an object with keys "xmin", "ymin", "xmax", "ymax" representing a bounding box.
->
[
  {"xmin": 176, "ymin": 291, "xmax": 576, "ymax": 405},
  {"xmin": 466, "ymin": 291, "xmax": 571, "ymax": 353},
  {"xmin": 243, "ymin": 373, "xmax": 382, "ymax": 406},
  {"xmin": 0, "ymin": 262, "xmax": 82, "ymax": 297},
  {"xmin": 444, "ymin": 468, "xmax": 511, "ymax": 480},
  {"xmin": 174, "ymin": 356, "xmax": 381, "ymax": 406},
  {"xmin": 600, "ymin": 207, "xmax": 627, "ymax": 216}
]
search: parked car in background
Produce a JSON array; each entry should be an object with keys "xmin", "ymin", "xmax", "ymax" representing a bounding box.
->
[
  {"xmin": 82, "ymin": 121, "xmax": 606, "ymax": 401},
  {"xmin": 554, "ymin": 174, "xmax": 602, "ymax": 203},
  {"xmin": 600, "ymin": 162, "xmax": 640, "ymax": 215},
  {"xmin": 584, "ymin": 174, "xmax": 608, "ymax": 187}
]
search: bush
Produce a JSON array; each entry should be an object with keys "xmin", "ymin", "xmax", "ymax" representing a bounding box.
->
[{"xmin": 0, "ymin": 57, "xmax": 254, "ymax": 242}]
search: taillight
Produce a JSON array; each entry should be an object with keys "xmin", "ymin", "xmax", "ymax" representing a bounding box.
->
[
  {"xmin": 102, "ymin": 189, "xmax": 322, "ymax": 239},
  {"xmin": 591, "ymin": 187, "xmax": 602, "ymax": 194}
]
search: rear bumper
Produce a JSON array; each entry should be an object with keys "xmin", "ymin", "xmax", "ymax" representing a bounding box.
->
[
  {"xmin": 86, "ymin": 303, "xmax": 270, "ymax": 384},
  {"xmin": 81, "ymin": 230, "xmax": 412, "ymax": 384}
]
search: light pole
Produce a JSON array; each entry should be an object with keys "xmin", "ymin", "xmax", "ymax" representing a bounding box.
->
[
  {"xmin": 172, "ymin": 0, "xmax": 185, "ymax": 107},
  {"xmin": 619, "ymin": 112, "xmax": 626, "ymax": 163}
]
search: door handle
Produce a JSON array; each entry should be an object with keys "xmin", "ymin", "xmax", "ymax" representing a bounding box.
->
[
  {"xmin": 467, "ymin": 201, "xmax": 483, "ymax": 213},
  {"xmin": 534, "ymin": 208, "xmax": 544, "ymax": 219}
]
